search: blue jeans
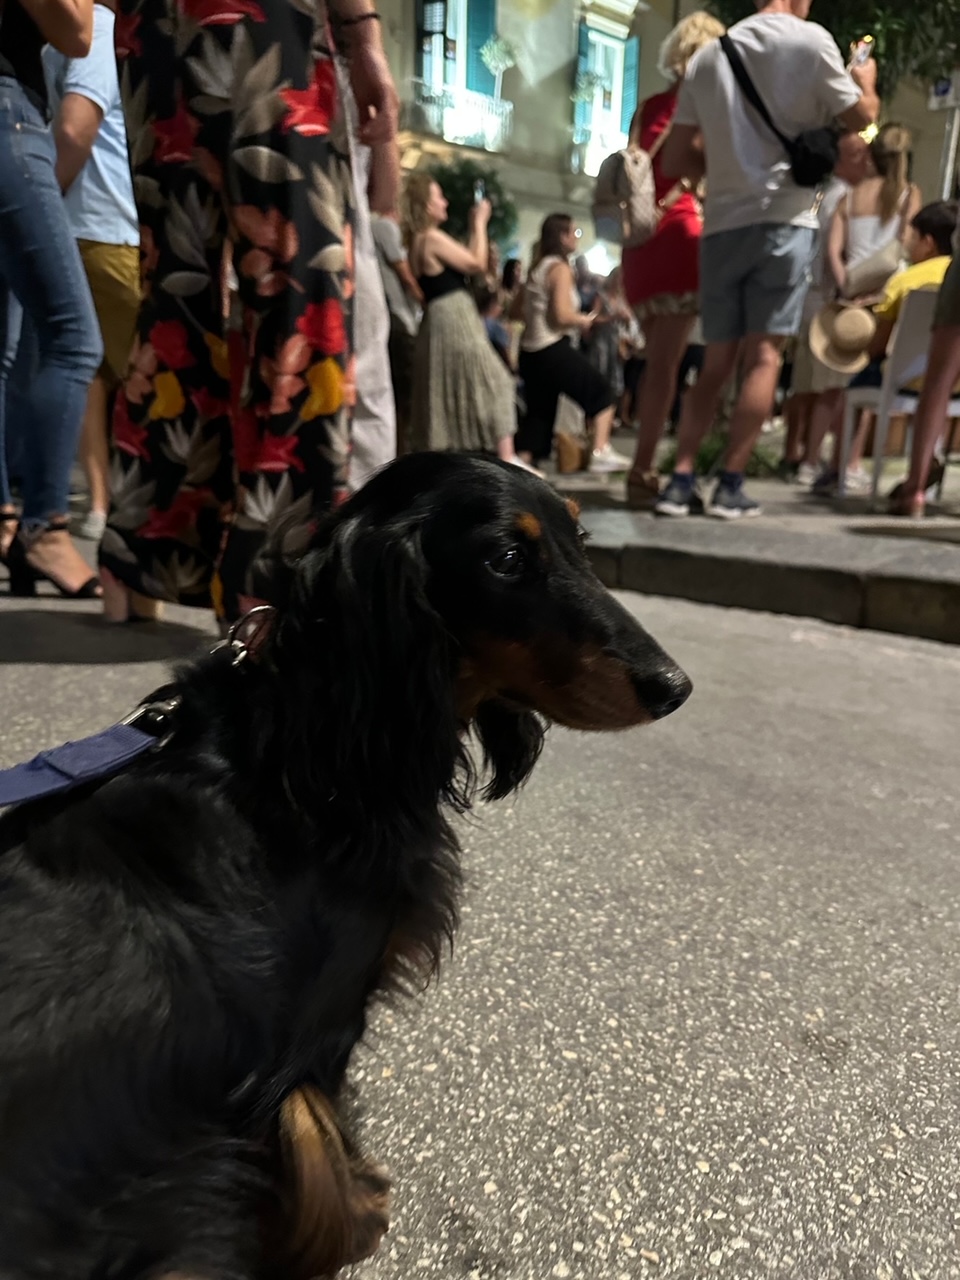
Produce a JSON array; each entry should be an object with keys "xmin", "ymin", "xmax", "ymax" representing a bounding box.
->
[{"xmin": 0, "ymin": 77, "xmax": 102, "ymax": 524}]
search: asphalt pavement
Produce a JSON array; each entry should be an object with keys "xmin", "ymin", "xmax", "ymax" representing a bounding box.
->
[{"xmin": 1, "ymin": 592, "xmax": 958, "ymax": 1279}]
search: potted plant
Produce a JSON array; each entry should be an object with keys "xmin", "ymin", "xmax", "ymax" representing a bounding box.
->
[
  {"xmin": 571, "ymin": 69, "xmax": 607, "ymax": 105},
  {"xmin": 479, "ymin": 34, "xmax": 517, "ymax": 103},
  {"xmin": 427, "ymin": 157, "xmax": 518, "ymax": 249}
]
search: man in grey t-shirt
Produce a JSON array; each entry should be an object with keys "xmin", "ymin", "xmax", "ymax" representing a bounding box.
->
[{"xmin": 657, "ymin": 0, "xmax": 877, "ymax": 519}]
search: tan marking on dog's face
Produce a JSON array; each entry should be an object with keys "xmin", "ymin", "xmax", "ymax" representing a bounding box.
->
[
  {"xmin": 515, "ymin": 512, "xmax": 542, "ymax": 540},
  {"xmin": 457, "ymin": 636, "xmax": 654, "ymax": 730},
  {"xmin": 565, "ymin": 498, "xmax": 581, "ymax": 522}
]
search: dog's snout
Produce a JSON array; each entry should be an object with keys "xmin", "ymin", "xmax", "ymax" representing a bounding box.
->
[{"xmin": 634, "ymin": 665, "xmax": 692, "ymax": 721}]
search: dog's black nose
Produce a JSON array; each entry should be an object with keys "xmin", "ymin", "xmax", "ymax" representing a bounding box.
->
[{"xmin": 634, "ymin": 665, "xmax": 693, "ymax": 721}]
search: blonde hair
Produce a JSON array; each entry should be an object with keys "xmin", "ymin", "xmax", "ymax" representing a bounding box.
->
[
  {"xmin": 658, "ymin": 10, "xmax": 726, "ymax": 82},
  {"xmin": 871, "ymin": 123, "xmax": 913, "ymax": 225},
  {"xmin": 401, "ymin": 171, "xmax": 438, "ymax": 251}
]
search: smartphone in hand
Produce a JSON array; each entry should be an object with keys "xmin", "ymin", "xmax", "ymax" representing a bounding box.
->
[
  {"xmin": 849, "ymin": 35, "xmax": 874, "ymax": 69},
  {"xmin": 474, "ymin": 179, "xmax": 486, "ymax": 205}
]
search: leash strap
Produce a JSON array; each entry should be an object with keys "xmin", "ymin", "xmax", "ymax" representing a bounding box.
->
[
  {"xmin": 0, "ymin": 606, "xmax": 277, "ymax": 812},
  {"xmin": 0, "ymin": 699, "xmax": 180, "ymax": 810}
]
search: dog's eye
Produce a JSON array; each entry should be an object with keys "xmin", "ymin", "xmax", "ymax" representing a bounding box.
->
[
  {"xmin": 577, "ymin": 526, "xmax": 591, "ymax": 547},
  {"xmin": 487, "ymin": 547, "xmax": 526, "ymax": 579}
]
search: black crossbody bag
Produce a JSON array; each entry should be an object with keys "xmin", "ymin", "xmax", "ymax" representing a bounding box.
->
[{"xmin": 720, "ymin": 34, "xmax": 838, "ymax": 189}]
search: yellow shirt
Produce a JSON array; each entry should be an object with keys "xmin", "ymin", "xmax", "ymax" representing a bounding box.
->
[{"xmin": 875, "ymin": 256, "xmax": 952, "ymax": 324}]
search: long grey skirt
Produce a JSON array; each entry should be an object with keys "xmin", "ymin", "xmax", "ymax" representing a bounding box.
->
[{"xmin": 409, "ymin": 288, "xmax": 515, "ymax": 453}]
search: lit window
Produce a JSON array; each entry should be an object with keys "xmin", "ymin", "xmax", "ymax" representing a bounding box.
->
[
  {"xmin": 574, "ymin": 22, "xmax": 639, "ymax": 179},
  {"xmin": 419, "ymin": 0, "xmax": 496, "ymax": 96},
  {"xmin": 414, "ymin": 0, "xmax": 511, "ymax": 152}
]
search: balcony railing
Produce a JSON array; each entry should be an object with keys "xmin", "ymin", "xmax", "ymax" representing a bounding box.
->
[{"xmin": 403, "ymin": 80, "xmax": 514, "ymax": 154}]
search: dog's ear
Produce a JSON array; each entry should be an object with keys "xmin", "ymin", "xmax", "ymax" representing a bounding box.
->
[
  {"xmin": 473, "ymin": 701, "xmax": 545, "ymax": 802},
  {"xmin": 271, "ymin": 513, "xmax": 467, "ymax": 844}
]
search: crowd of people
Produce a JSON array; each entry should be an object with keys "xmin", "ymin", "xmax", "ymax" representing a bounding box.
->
[
  {"xmin": 372, "ymin": 182, "xmax": 633, "ymax": 477},
  {"xmin": 1, "ymin": 0, "xmax": 399, "ymax": 627},
  {"xmin": 1, "ymin": 0, "xmax": 959, "ymax": 632}
]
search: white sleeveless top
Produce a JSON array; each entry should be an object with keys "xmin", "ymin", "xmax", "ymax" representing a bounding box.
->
[
  {"xmin": 845, "ymin": 188, "xmax": 908, "ymax": 270},
  {"xmin": 521, "ymin": 256, "xmax": 580, "ymax": 353}
]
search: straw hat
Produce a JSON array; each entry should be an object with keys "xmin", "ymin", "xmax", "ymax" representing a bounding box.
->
[{"xmin": 808, "ymin": 303, "xmax": 877, "ymax": 376}]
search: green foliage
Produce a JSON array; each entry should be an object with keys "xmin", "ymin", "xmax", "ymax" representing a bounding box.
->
[
  {"xmin": 707, "ymin": 1, "xmax": 958, "ymax": 98},
  {"xmin": 428, "ymin": 157, "xmax": 518, "ymax": 249},
  {"xmin": 659, "ymin": 427, "xmax": 780, "ymax": 479}
]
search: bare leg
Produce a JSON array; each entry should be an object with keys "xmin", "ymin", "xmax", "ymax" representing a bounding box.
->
[
  {"xmin": 723, "ymin": 335, "xmax": 785, "ymax": 474},
  {"xmin": 628, "ymin": 314, "xmax": 696, "ymax": 480},
  {"xmin": 783, "ymin": 391, "xmax": 813, "ymax": 466},
  {"xmin": 78, "ymin": 374, "xmax": 111, "ymax": 516},
  {"xmin": 589, "ymin": 404, "xmax": 616, "ymax": 452},
  {"xmin": 830, "ymin": 407, "xmax": 871, "ymax": 472},
  {"xmin": 619, "ymin": 389, "xmax": 633, "ymax": 426},
  {"xmin": 803, "ymin": 388, "xmax": 843, "ymax": 470},
  {"xmin": 672, "ymin": 340, "xmax": 741, "ymax": 474},
  {"xmin": 901, "ymin": 325, "xmax": 960, "ymax": 509}
]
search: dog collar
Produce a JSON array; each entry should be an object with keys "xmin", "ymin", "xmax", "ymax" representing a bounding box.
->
[{"xmin": 0, "ymin": 606, "xmax": 277, "ymax": 812}]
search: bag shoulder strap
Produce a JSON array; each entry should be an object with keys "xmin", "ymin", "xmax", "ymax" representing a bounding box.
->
[
  {"xmin": 719, "ymin": 34, "xmax": 792, "ymax": 153},
  {"xmin": 647, "ymin": 120, "xmax": 671, "ymax": 162},
  {"xmin": 629, "ymin": 117, "xmax": 671, "ymax": 164}
]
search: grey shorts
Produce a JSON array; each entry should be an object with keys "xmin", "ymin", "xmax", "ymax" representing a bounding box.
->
[
  {"xmin": 700, "ymin": 223, "xmax": 817, "ymax": 344},
  {"xmin": 934, "ymin": 252, "xmax": 960, "ymax": 329}
]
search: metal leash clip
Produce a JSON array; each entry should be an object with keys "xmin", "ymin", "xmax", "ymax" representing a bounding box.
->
[
  {"xmin": 120, "ymin": 696, "xmax": 184, "ymax": 751},
  {"xmin": 212, "ymin": 604, "xmax": 278, "ymax": 668}
]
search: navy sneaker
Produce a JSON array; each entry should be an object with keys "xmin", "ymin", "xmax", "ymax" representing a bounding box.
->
[
  {"xmin": 707, "ymin": 480, "xmax": 761, "ymax": 519},
  {"xmin": 654, "ymin": 477, "xmax": 704, "ymax": 517}
]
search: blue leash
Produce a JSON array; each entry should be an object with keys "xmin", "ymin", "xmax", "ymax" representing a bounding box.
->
[
  {"xmin": 0, "ymin": 698, "xmax": 182, "ymax": 810},
  {"xmin": 0, "ymin": 605, "xmax": 277, "ymax": 812}
]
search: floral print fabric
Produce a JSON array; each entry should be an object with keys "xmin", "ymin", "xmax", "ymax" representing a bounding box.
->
[{"xmin": 104, "ymin": 0, "xmax": 355, "ymax": 620}]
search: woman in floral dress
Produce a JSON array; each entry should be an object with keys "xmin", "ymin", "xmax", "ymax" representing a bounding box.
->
[{"xmin": 104, "ymin": 0, "xmax": 397, "ymax": 622}]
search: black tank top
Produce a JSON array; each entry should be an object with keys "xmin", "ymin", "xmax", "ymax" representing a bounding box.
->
[
  {"xmin": 0, "ymin": 1, "xmax": 49, "ymax": 115},
  {"xmin": 418, "ymin": 265, "xmax": 468, "ymax": 304}
]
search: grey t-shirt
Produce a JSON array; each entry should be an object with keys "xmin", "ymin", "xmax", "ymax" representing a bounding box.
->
[
  {"xmin": 371, "ymin": 216, "xmax": 419, "ymax": 336},
  {"xmin": 675, "ymin": 13, "xmax": 861, "ymax": 237}
]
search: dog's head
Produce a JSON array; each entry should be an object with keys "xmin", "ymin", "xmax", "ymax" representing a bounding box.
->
[{"xmin": 269, "ymin": 454, "xmax": 690, "ymax": 816}]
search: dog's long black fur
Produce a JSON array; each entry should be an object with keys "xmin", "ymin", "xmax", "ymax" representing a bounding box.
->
[{"xmin": 0, "ymin": 452, "xmax": 691, "ymax": 1280}]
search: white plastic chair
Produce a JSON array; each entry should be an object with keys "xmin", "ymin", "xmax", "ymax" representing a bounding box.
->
[{"xmin": 837, "ymin": 286, "xmax": 960, "ymax": 499}]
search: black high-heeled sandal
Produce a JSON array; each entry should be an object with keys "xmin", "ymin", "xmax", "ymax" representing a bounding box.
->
[
  {"xmin": 0, "ymin": 510, "xmax": 18, "ymax": 566},
  {"xmin": 5, "ymin": 517, "xmax": 101, "ymax": 599}
]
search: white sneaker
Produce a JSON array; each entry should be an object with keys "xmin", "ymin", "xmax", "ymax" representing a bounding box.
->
[
  {"xmin": 843, "ymin": 467, "xmax": 871, "ymax": 494},
  {"xmin": 796, "ymin": 462, "xmax": 819, "ymax": 487},
  {"xmin": 78, "ymin": 510, "xmax": 107, "ymax": 541},
  {"xmin": 588, "ymin": 444, "xmax": 632, "ymax": 474}
]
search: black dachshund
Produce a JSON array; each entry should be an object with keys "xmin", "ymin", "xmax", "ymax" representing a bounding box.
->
[{"xmin": 0, "ymin": 452, "xmax": 691, "ymax": 1280}]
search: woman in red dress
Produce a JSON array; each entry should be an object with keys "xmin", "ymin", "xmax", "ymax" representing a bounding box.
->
[{"xmin": 621, "ymin": 11, "xmax": 724, "ymax": 509}]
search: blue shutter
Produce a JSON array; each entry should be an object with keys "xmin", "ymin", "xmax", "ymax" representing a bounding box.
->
[
  {"xmin": 574, "ymin": 19, "xmax": 590, "ymax": 142},
  {"xmin": 621, "ymin": 35, "xmax": 639, "ymax": 136},
  {"xmin": 466, "ymin": 0, "xmax": 496, "ymax": 95},
  {"xmin": 416, "ymin": 0, "xmax": 447, "ymax": 80}
]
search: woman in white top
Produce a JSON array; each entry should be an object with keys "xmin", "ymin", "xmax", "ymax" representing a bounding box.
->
[
  {"xmin": 516, "ymin": 213, "xmax": 628, "ymax": 472},
  {"xmin": 815, "ymin": 123, "xmax": 920, "ymax": 492},
  {"xmin": 828, "ymin": 123, "xmax": 921, "ymax": 298}
]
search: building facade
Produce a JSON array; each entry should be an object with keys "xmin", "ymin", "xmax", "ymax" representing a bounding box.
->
[
  {"xmin": 380, "ymin": 0, "xmax": 958, "ymax": 270},
  {"xmin": 381, "ymin": 0, "xmax": 687, "ymax": 268}
]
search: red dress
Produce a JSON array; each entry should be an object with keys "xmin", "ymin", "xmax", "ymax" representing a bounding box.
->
[{"xmin": 621, "ymin": 87, "xmax": 702, "ymax": 313}]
